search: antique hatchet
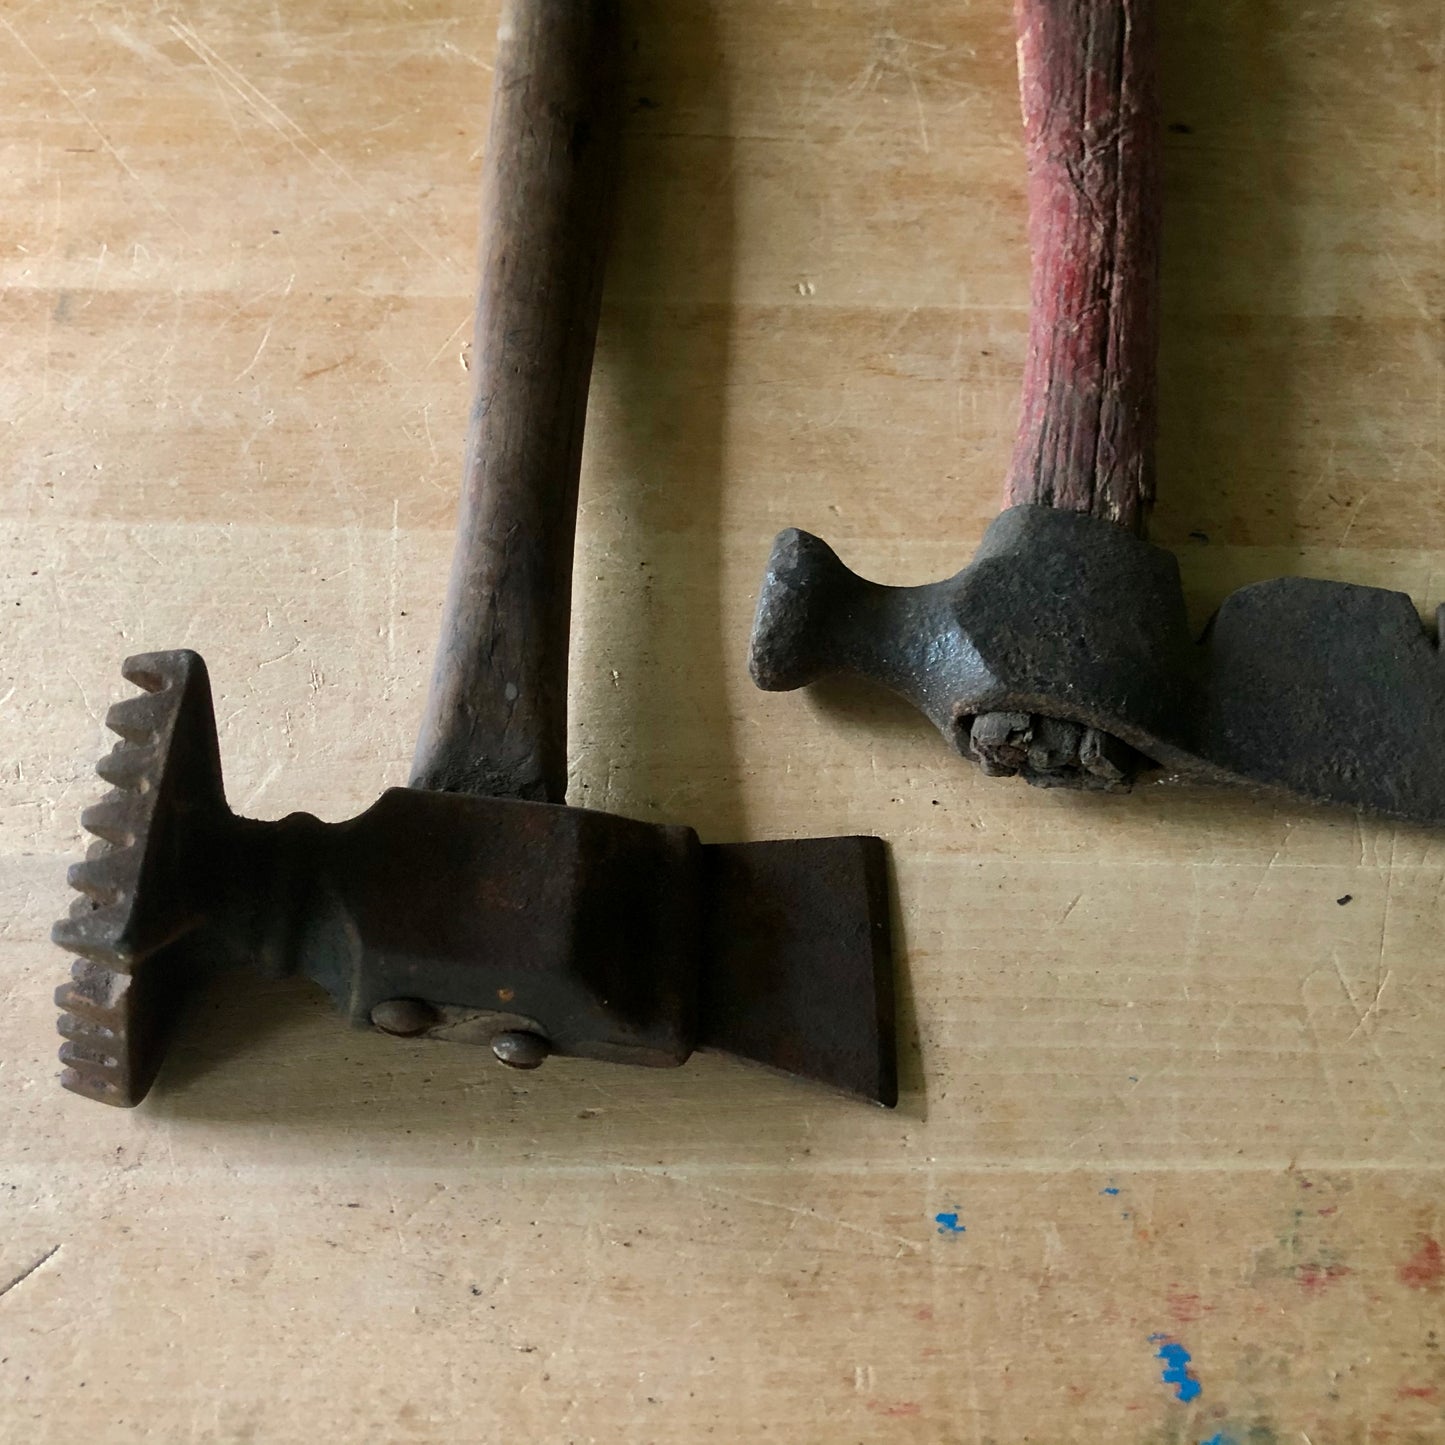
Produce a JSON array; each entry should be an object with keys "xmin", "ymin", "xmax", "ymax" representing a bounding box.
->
[{"xmin": 54, "ymin": 0, "xmax": 896, "ymax": 1109}]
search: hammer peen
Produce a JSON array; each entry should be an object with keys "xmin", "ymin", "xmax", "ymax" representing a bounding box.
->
[
  {"xmin": 54, "ymin": 0, "xmax": 896, "ymax": 1109},
  {"xmin": 751, "ymin": 0, "xmax": 1445, "ymax": 824}
]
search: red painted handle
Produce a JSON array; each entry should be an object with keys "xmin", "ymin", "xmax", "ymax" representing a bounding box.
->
[{"xmin": 1005, "ymin": 0, "xmax": 1160, "ymax": 537}]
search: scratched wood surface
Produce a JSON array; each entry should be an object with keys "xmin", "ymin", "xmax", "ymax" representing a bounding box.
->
[{"xmin": 3, "ymin": 3, "xmax": 1444, "ymax": 1441}]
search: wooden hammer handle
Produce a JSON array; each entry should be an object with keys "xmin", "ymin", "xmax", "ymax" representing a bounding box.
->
[
  {"xmin": 411, "ymin": 0, "xmax": 621, "ymax": 801},
  {"xmin": 1004, "ymin": 0, "xmax": 1160, "ymax": 538}
]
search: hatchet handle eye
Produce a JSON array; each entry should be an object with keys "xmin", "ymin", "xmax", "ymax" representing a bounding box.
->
[
  {"xmin": 410, "ymin": 0, "xmax": 622, "ymax": 802},
  {"xmin": 1005, "ymin": 0, "xmax": 1161, "ymax": 539}
]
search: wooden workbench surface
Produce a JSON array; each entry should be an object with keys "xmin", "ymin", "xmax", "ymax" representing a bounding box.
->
[{"xmin": 4, "ymin": 3, "xmax": 1443, "ymax": 1441}]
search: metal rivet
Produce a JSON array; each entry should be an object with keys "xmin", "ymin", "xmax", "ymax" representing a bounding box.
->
[
  {"xmin": 370, "ymin": 998, "xmax": 437, "ymax": 1037},
  {"xmin": 491, "ymin": 1030, "xmax": 550, "ymax": 1070}
]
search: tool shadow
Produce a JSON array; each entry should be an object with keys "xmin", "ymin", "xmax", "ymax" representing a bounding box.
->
[
  {"xmin": 565, "ymin": 0, "xmax": 745, "ymax": 843},
  {"xmin": 573, "ymin": 2, "xmax": 922, "ymax": 1112},
  {"xmin": 1152, "ymin": 2, "xmax": 1302, "ymax": 617},
  {"xmin": 152, "ymin": 973, "xmax": 901, "ymax": 1153},
  {"xmin": 1152, "ymin": 7, "xmax": 1441, "ymax": 620}
]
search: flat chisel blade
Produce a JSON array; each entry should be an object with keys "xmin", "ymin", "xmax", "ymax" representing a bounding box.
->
[{"xmin": 697, "ymin": 836, "xmax": 896, "ymax": 1106}]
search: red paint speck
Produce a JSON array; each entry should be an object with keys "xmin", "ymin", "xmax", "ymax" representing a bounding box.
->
[
  {"xmin": 1398, "ymin": 1385, "xmax": 1438, "ymax": 1401},
  {"xmin": 1318, "ymin": 1206, "xmax": 1339, "ymax": 1217},
  {"xmin": 1297, "ymin": 1262, "xmax": 1352, "ymax": 1295},
  {"xmin": 1399, "ymin": 1237, "xmax": 1444, "ymax": 1292},
  {"xmin": 1066, "ymin": 1384, "xmax": 1090, "ymax": 1404},
  {"xmin": 915, "ymin": 1307, "xmax": 933, "ymax": 1321},
  {"xmin": 1166, "ymin": 1286, "xmax": 1207, "ymax": 1324},
  {"xmin": 867, "ymin": 1401, "xmax": 921, "ymax": 1418}
]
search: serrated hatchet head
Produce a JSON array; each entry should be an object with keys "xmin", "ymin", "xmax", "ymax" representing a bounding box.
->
[{"xmin": 55, "ymin": 653, "xmax": 896, "ymax": 1109}]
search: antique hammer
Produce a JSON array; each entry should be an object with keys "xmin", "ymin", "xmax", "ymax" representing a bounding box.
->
[
  {"xmin": 54, "ymin": 0, "xmax": 895, "ymax": 1108},
  {"xmin": 751, "ymin": 0, "xmax": 1445, "ymax": 824}
]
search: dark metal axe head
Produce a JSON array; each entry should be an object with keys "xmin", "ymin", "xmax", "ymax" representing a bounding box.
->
[
  {"xmin": 750, "ymin": 504, "xmax": 1445, "ymax": 827},
  {"xmin": 55, "ymin": 652, "xmax": 896, "ymax": 1109}
]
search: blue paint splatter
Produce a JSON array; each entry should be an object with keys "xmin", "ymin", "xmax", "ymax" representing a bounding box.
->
[
  {"xmin": 1199, "ymin": 1433, "xmax": 1237, "ymax": 1445},
  {"xmin": 1102, "ymin": 1186, "xmax": 1121, "ymax": 1196},
  {"xmin": 934, "ymin": 1212, "xmax": 965, "ymax": 1235},
  {"xmin": 1149, "ymin": 1335, "xmax": 1201, "ymax": 1403}
]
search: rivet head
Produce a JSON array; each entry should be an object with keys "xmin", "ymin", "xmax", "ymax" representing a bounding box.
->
[
  {"xmin": 370, "ymin": 998, "xmax": 437, "ymax": 1037},
  {"xmin": 491, "ymin": 1030, "xmax": 550, "ymax": 1070}
]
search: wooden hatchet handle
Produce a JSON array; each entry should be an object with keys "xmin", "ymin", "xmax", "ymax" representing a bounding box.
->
[
  {"xmin": 1004, "ymin": 0, "xmax": 1160, "ymax": 538},
  {"xmin": 411, "ymin": 0, "xmax": 621, "ymax": 802}
]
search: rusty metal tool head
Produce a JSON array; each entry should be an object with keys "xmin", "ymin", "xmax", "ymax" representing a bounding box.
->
[
  {"xmin": 56, "ymin": 0, "xmax": 896, "ymax": 1110},
  {"xmin": 750, "ymin": 0, "xmax": 1445, "ymax": 826}
]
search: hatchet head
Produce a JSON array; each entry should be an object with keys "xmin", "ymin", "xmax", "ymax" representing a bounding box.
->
[
  {"xmin": 750, "ymin": 504, "xmax": 1445, "ymax": 826},
  {"xmin": 55, "ymin": 652, "xmax": 896, "ymax": 1109}
]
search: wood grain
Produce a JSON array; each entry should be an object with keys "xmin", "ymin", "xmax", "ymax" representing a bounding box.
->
[
  {"xmin": 1006, "ymin": 0, "xmax": 1160, "ymax": 534},
  {"xmin": 2, "ymin": 3, "xmax": 1444, "ymax": 1442}
]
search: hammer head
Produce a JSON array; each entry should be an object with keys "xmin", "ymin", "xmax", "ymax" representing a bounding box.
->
[
  {"xmin": 55, "ymin": 652, "xmax": 896, "ymax": 1108},
  {"xmin": 747, "ymin": 513, "xmax": 1170, "ymax": 790},
  {"xmin": 750, "ymin": 505, "xmax": 1445, "ymax": 825}
]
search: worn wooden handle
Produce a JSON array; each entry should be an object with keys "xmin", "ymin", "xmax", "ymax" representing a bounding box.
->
[
  {"xmin": 971, "ymin": 0, "xmax": 1159, "ymax": 785},
  {"xmin": 1004, "ymin": 0, "xmax": 1160, "ymax": 537},
  {"xmin": 410, "ymin": 0, "xmax": 621, "ymax": 801}
]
